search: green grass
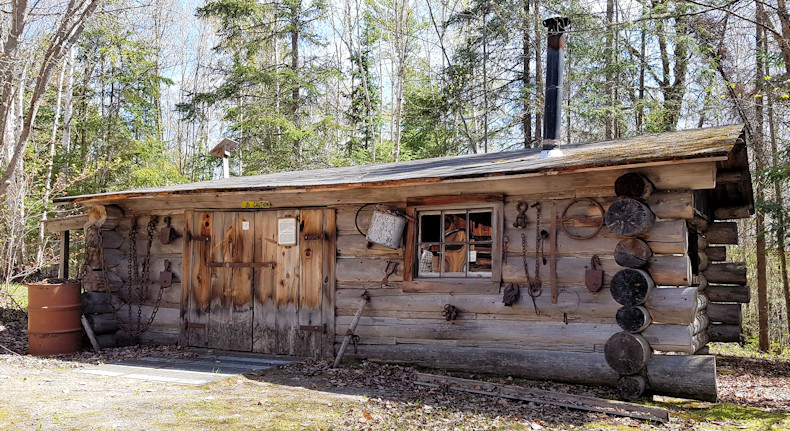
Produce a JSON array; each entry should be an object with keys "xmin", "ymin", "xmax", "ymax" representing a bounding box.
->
[
  {"xmin": 1, "ymin": 283, "xmax": 28, "ymax": 309},
  {"xmin": 664, "ymin": 401, "xmax": 790, "ymax": 430},
  {"xmin": 710, "ymin": 340, "xmax": 790, "ymax": 361}
]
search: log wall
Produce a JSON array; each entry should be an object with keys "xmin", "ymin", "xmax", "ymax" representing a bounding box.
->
[
  {"xmin": 82, "ymin": 210, "xmax": 183, "ymax": 347},
  {"xmin": 332, "ymin": 164, "xmax": 723, "ymax": 400}
]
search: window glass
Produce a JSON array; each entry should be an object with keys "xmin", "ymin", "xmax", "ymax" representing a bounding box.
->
[{"xmin": 417, "ymin": 208, "xmax": 493, "ymax": 278}]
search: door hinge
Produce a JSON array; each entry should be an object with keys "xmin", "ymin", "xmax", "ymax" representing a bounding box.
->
[{"xmin": 303, "ymin": 233, "xmax": 326, "ymax": 241}]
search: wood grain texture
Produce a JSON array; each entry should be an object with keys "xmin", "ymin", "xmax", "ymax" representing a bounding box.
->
[
  {"xmin": 341, "ymin": 343, "xmax": 718, "ymax": 401},
  {"xmin": 253, "ymin": 211, "xmax": 278, "ymax": 354},
  {"xmin": 503, "ymin": 254, "xmax": 690, "ymax": 288},
  {"xmin": 298, "ymin": 208, "xmax": 325, "ymax": 357}
]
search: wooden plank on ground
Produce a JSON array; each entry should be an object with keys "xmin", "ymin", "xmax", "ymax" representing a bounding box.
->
[{"xmin": 412, "ymin": 373, "xmax": 669, "ymax": 423}]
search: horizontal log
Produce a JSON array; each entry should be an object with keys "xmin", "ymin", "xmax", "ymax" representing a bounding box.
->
[
  {"xmin": 615, "ymin": 173, "xmax": 654, "ymax": 200},
  {"xmin": 716, "ymin": 170, "xmax": 744, "ymax": 184},
  {"xmin": 100, "ymin": 230, "xmax": 125, "ymax": 249},
  {"xmin": 337, "ymin": 316, "xmax": 617, "ymax": 346},
  {"xmin": 337, "ymin": 316, "xmax": 693, "ymax": 353},
  {"xmin": 82, "ymin": 270, "xmax": 123, "ymax": 292},
  {"xmin": 336, "ymin": 258, "xmax": 404, "ymax": 283},
  {"xmin": 605, "ymin": 198, "xmax": 655, "ymax": 236},
  {"xmin": 618, "ymin": 375, "xmax": 647, "ymax": 401},
  {"xmin": 504, "ymin": 196, "xmax": 691, "ymax": 233},
  {"xmin": 95, "ymin": 333, "xmax": 117, "ymax": 349},
  {"xmin": 336, "ymin": 234, "xmax": 404, "ymax": 258},
  {"xmin": 611, "ymin": 269, "xmax": 654, "ymax": 306},
  {"xmin": 337, "ymin": 285, "xmax": 700, "ymax": 325},
  {"xmin": 116, "ymin": 305, "xmax": 180, "ymax": 328},
  {"xmin": 44, "ymin": 214, "xmax": 88, "ymax": 233},
  {"xmin": 696, "ymin": 274, "xmax": 708, "ymax": 291},
  {"xmin": 706, "ymin": 303, "xmax": 742, "ymax": 325},
  {"xmin": 713, "ymin": 206, "xmax": 751, "ymax": 220},
  {"xmin": 646, "ymin": 353, "xmax": 716, "ymax": 401},
  {"xmin": 349, "ymin": 336, "xmax": 598, "ymax": 353},
  {"xmin": 641, "ymin": 323, "xmax": 703, "ymax": 354},
  {"xmin": 98, "ymin": 249, "xmax": 125, "ymax": 268},
  {"xmin": 605, "ymin": 332, "xmax": 651, "ymax": 374},
  {"xmin": 112, "ymin": 257, "xmax": 182, "ymax": 283},
  {"xmin": 703, "ymin": 262, "xmax": 747, "ymax": 284},
  {"xmin": 503, "ymin": 254, "xmax": 691, "ymax": 287},
  {"xmin": 705, "ymin": 285, "xmax": 749, "ymax": 303},
  {"xmin": 335, "ymin": 203, "xmax": 406, "ymax": 233},
  {"xmin": 690, "ymin": 312, "xmax": 710, "ymax": 335},
  {"xmin": 117, "ymin": 284, "xmax": 182, "ymax": 307},
  {"xmin": 707, "ymin": 324, "xmax": 741, "ymax": 342},
  {"xmin": 346, "ymin": 344, "xmax": 717, "ymax": 401},
  {"xmin": 698, "ymin": 252, "xmax": 710, "ymax": 272},
  {"xmin": 644, "ymin": 287, "xmax": 699, "ymax": 325},
  {"xmin": 82, "ymin": 291, "xmax": 113, "ymax": 314},
  {"xmin": 85, "ymin": 313, "xmax": 120, "ymax": 335},
  {"xmin": 503, "ymin": 220, "xmax": 687, "ymax": 256},
  {"xmin": 704, "ymin": 246, "xmax": 726, "ymax": 262},
  {"xmin": 616, "ymin": 306, "xmax": 651, "ymax": 333},
  {"xmin": 139, "ymin": 326, "xmax": 179, "ymax": 346},
  {"xmin": 705, "ymin": 222, "xmax": 738, "ymax": 244}
]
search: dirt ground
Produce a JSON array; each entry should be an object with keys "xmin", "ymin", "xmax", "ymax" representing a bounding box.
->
[{"xmin": 2, "ymin": 307, "xmax": 790, "ymax": 430}]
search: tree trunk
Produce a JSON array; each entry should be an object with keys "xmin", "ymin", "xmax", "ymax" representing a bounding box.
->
[
  {"xmin": 764, "ymin": 18, "xmax": 790, "ymax": 342},
  {"xmin": 754, "ymin": 4, "xmax": 769, "ymax": 351},
  {"xmin": 36, "ymin": 59, "xmax": 68, "ymax": 267},
  {"xmin": 522, "ymin": 0, "xmax": 531, "ymax": 148},
  {"xmin": 0, "ymin": 0, "xmax": 103, "ymax": 198},
  {"xmin": 291, "ymin": 11, "xmax": 301, "ymax": 167}
]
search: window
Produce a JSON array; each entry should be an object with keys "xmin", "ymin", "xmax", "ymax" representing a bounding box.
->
[
  {"xmin": 403, "ymin": 194, "xmax": 503, "ymax": 293},
  {"xmin": 417, "ymin": 209, "xmax": 493, "ymax": 278}
]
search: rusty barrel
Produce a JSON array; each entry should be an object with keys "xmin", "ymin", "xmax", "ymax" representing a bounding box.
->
[{"xmin": 27, "ymin": 282, "xmax": 82, "ymax": 355}]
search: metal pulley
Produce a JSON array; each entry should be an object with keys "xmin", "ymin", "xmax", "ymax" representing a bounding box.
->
[{"xmin": 159, "ymin": 216, "xmax": 178, "ymax": 244}]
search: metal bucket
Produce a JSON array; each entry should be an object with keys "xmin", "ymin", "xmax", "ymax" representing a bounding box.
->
[
  {"xmin": 27, "ymin": 282, "xmax": 82, "ymax": 355},
  {"xmin": 366, "ymin": 210, "xmax": 407, "ymax": 249}
]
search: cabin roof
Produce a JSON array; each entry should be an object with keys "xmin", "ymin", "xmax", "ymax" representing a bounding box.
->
[{"xmin": 57, "ymin": 124, "xmax": 747, "ymax": 204}]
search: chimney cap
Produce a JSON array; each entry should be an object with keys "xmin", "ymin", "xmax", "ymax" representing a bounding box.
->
[
  {"xmin": 210, "ymin": 138, "xmax": 239, "ymax": 158},
  {"xmin": 543, "ymin": 16, "xmax": 570, "ymax": 33}
]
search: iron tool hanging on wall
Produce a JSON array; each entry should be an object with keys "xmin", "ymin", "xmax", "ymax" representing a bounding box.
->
[
  {"xmin": 159, "ymin": 216, "xmax": 179, "ymax": 244},
  {"xmin": 585, "ymin": 255, "xmax": 604, "ymax": 292},
  {"xmin": 513, "ymin": 201, "xmax": 529, "ymax": 228}
]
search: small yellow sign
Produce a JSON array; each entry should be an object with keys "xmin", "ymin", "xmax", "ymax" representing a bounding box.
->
[{"xmin": 242, "ymin": 200, "xmax": 272, "ymax": 209}]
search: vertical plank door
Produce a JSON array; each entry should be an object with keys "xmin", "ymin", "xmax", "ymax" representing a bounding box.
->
[
  {"xmin": 297, "ymin": 209, "xmax": 325, "ymax": 357},
  {"xmin": 252, "ymin": 211, "xmax": 278, "ymax": 353},
  {"xmin": 185, "ymin": 211, "xmax": 212, "ymax": 347}
]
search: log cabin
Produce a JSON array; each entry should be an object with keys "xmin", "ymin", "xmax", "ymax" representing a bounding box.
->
[
  {"xmin": 47, "ymin": 122, "xmax": 754, "ymax": 402},
  {"xmin": 45, "ymin": 19, "xmax": 754, "ymax": 402}
]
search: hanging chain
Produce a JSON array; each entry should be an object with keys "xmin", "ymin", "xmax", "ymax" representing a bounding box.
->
[
  {"xmin": 138, "ymin": 216, "xmax": 161, "ymax": 335},
  {"xmin": 127, "ymin": 217, "xmax": 137, "ymax": 335},
  {"xmin": 521, "ymin": 203, "xmax": 543, "ymax": 291},
  {"xmin": 83, "ymin": 215, "xmax": 165, "ymax": 343}
]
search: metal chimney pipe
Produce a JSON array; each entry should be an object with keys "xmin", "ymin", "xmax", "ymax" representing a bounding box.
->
[{"xmin": 540, "ymin": 16, "xmax": 570, "ymax": 158}]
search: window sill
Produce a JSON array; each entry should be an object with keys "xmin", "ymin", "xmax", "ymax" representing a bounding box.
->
[{"xmin": 402, "ymin": 279, "xmax": 501, "ymax": 294}]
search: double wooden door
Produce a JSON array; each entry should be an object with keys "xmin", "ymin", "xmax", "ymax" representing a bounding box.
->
[{"xmin": 183, "ymin": 209, "xmax": 334, "ymax": 356}]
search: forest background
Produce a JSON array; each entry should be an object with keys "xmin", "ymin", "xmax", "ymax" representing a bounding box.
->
[{"xmin": 0, "ymin": 0, "xmax": 787, "ymax": 351}]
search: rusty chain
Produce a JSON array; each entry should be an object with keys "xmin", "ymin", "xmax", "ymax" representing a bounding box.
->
[{"xmin": 84, "ymin": 215, "xmax": 166, "ymax": 342}]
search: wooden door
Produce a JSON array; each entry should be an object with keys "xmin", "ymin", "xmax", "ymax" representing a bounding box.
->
[
  {"xmin": 252, "ymin": 209, "xmax": 335, "ymax": 356},
  {"xmin": 184, "ymin": 209, "xmax": 334, "ymax": 356}
]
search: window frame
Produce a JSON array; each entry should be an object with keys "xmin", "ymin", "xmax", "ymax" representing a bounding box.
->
[{"xmin": 403, "ymin": 194, "xmax": 504, "ymax": 294}]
